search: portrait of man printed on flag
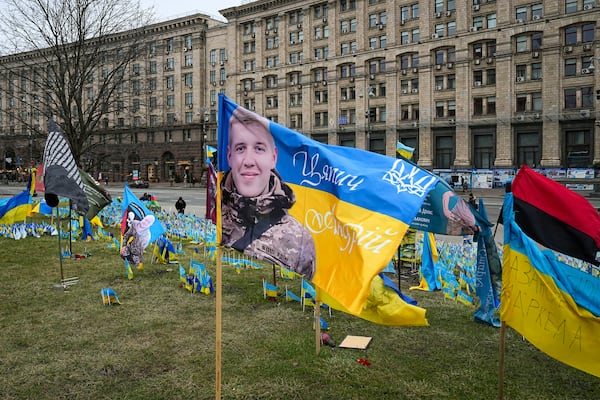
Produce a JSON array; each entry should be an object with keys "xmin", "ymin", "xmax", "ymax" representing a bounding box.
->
[
  {"xmin": 218, "ymin": 94, "xmax": 440, "ymax": 318},
  {"xmin": 220, "ymin": 105, "xmax": 316, "ymax": 280}
]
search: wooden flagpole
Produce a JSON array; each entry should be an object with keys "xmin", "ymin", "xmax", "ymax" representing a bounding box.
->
[
  {"xmin": 68, "ymin": 200, "xmax": 73, "ymax": 255},
  {"xmin": 215, "ymin": 246, "xmax": 222, "ymax": 399},
  {"xmin": 56, "ymin": 206, "xmax": 65, "ymax": 285},
  {"xmin": 315, "ymin": 288, "xmax": 321, "ymax": 355},
  {"xmin": 215, "ymin": 171, "xmax": 223, "ymax": 400},
  {"xmin": 497, "ymin": 321, "xmax": 506, "ymax": 400}
]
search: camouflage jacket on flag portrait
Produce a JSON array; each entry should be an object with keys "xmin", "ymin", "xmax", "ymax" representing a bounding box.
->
[{"xmin": 221, "ymin": 170, "xmax": 316, "ymax": 280}]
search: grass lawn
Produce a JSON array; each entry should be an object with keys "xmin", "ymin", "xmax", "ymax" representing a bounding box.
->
[{"xmin": 0, "ymin": 232, "xmax": 598, "ymax": 400}]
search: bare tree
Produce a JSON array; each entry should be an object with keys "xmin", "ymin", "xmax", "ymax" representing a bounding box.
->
[{"xmin": 0, "ymin": 0, "xmax": 154, "ymax": 164}]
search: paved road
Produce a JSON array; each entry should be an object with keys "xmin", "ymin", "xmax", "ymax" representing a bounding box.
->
[
  {"xmin": 0, "ymin": 181, "xmax": 208, "ymax": 217},
  {"xmin": 2, "ymin": 181, "xmax": 599, "ymax": 228}
]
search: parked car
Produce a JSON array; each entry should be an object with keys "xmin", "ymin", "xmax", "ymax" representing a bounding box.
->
[{"xmin": 130, "ymin": 179, "xmax": 149, "ymax": 188}]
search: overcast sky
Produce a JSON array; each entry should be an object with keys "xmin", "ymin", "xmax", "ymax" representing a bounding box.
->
[{"xmin": 140, "ymin": 0, "xmax": 243, "ymax": 22}]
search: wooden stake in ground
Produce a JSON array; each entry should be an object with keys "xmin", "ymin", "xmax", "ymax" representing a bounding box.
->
[
  {"xmin": 497, "ymin": 321, "xmax": 506, "ymax": 400},
  {"xmin": 315, "ymin": 288, "xmax": 321, "ymax": 355}
]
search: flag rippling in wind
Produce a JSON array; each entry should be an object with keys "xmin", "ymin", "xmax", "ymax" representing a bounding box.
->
[
  {"xmin": 42, "ymin": 120, "xmax": 89, "ymax": 215},
  {"xmin": 511, "ymin": 165, "xmax": 600, "ymax": 266},
  {"xmin": 396, "ymin": 141, "xmax": 415, "ymax": 160},
  {"xmin": 501, "ymin": 176, "xmax": 600, "ymax": 378},
  {"xmin": 121, "ymin": 185, "xmax": 165, "ymax": 244},
  {"xmin": 79, "ymin": 169, "xmax": 111, "ymax": 220},
  {"xmin": 0, "ymin": 171, "xmax": 35, "ymax": 225},
  {"xmin": 218, "ymin": 94, "xmax": 439, "ymax": 324}
]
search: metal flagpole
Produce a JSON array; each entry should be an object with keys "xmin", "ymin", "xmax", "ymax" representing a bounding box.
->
[{"xmin": 57, "ymin": 206, "xmax": 64, "ymax": 284}]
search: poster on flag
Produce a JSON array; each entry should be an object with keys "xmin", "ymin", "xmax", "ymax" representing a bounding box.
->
[
  {"xmin": 121, "ymin": 184, "xmax": 165, "ymax": 244},
  {"xmin": 217, "ymin": 94, "xmax": 440, "ymax": 316},
  {"xmin": 409, "ymin": 177, "xmax": 480, "ymax": 236}
]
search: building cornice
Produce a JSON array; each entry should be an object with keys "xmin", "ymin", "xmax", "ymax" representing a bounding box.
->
[{"xmin": 220, "ymin": 0, "xmax": 299, "ymax": 20}]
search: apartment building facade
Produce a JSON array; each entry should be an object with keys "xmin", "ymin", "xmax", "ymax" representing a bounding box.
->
[
  {"xmin": 0, "ymin": 14, "xmax": 224, "ymax": 183},
  {"xmin": 0, "ymin": 0, "xmax": 599, "ymax": 183},
  {"xmin": 221, "ymin": 0, "xmax": 600, "ymax": 171}
]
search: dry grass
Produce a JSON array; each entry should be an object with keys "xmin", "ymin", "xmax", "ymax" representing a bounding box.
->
[{"xmin": 0, "ymin": 232, "xmax": 599, "ymax": 400}]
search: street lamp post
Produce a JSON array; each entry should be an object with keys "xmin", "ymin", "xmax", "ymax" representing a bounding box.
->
[
  {"xmin": 365, "ymin": 85, "xmax": 375, "ymax": 151},
  {"xmin": 200, "ymin": 109, "xmax": 210, "ymax": 182},
  {"xmin": 583, "ymin": 56, "xmax": 600, "ymax": 74}
]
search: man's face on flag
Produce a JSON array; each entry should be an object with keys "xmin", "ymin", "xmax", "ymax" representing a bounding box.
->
[{"xmin": 227, "ymin": 112, "xmax": 277, "ymax": 197}]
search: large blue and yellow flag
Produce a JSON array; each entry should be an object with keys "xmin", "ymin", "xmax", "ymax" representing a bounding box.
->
[
  {"xmin": 0, "ymin": 170, "xmax": 35, "ymax": 225},
  {"xmin": 502, "ymin": 191, "xmax": 600, "ymax": 377},
  {"xmin": 217, "ymin": 94, "xmax": 439, "ymax": 318}
]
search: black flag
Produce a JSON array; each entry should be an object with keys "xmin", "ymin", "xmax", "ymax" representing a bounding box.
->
[{"xmin": 42, "ymin": 119, "xmax": 89, "ymax": 215}]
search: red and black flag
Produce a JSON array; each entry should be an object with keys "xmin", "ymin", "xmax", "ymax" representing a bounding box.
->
[{"xmin": 511, "ymin": 165, "xmax": 600, "ymax": 265}]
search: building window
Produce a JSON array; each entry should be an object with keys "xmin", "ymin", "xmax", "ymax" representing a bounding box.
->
[
  {"xmin": 582, "ymin": 23, "xmax": 595, "ymax": 42},
  {"xmin": 474, "ymin": 98, "xmax": 483, "ymax": 115},
  {"xmin": 516, "ymin": 94, "xmax": 529, "ymax": 112},
  {"xmin": 314, "ymin": 111, "xmax": 328, "ymax": 127},
  {"xmin": 565, "ymin": 0, "xmax": 578, "ymax": 13},
  {"xmin": 532, "ymin": 92, "xmax": 542, "ymax": 111},
  {"xmin": 368, "ymin": 58, "xmax": 386, "ymax": 74},
  {"xmin": 314, "ymin": 46, "xmax": 329, "ymax": 60},
  {"xmin": 289, "ymin": 92, "xmax": 303, "ymax": 106},
  {"xmin": 445, "ymin": 74, "xmax": 455, "ymax": 89},
  {"xmin": 289, "ymin": 113, "xmax": 303, "ymax": 129},
  {"xmin": 531, "ymin": 63, "xmax": 542, "ymax": 80},
  {"xmin": 266, "ymin": 95, "xmax": 279, "ymax": 109},
  {"xmin": 487, "ymin": 96, "xmax": 496, "ymax": 115},
  {"xmin": 516, "ymin": 64, "xmax": 527, "ymax": 80},
  {"xmin": 243, "ymin": 41, "xmax": 256, "ymax": 54},
  {"xmin": 564, "ymin": 88, "xmax": 577, "ymax": 108},
  {"xmin": 339, "ymin": 63, "xmax": 356, "ymax": 78},
  {"xmin": 167, "ymin": 94, "xmax": 175, "ymax": 108},
  {"xmin": 565, "ymin": 58, "xmax": 577, "ymax": 76},
  {"xmin": 289, "ymin": 52, "xmax": 304, "ymax": 64},
  {"xmin": 184, "ymin": 73, "xmax": 193, "ymax": 87},
  {"xmin": 566, "ymin": 129, "xmax": 592, "ymax": 167},
  {"xmin": 340, "ymin": 0, "xmax": 356, "ymax": 12},
  {"xmin": 314, "ymin": 89, "xmax": 328, "ymax": 104},
  {"xmin": 474, "ymin": 134, "xmax": 494, "ymax": 169},
  {"xmin": 517, "ymin": 131, "xmax": 540, "ymax": 166},
  {"xmin": 401, "ymin": 31, "xmax": 410, "ymax": 44},
  {"xmin": 435, "ymin": 135, "xmax": 454, "ymax": 169},
  {"xmin": 436, "ymin": 101, "xmax": 445, "ymax": 117},
  {"xmin": 185, "ymin": 92, "xmax": 193, "ymax": 106},
  {"xmin": 264, "ymin": 75, "xmax": 277, "ymax": 89},
  {"xmin": 265, "ymin": 16, "xmax": 279, "ymax": 31},
  {"xmin": 184, "ymin": 34, "xmax": 193, "ymax": 49},
  {"xmin": 288, "ymin": 9, "xmax": 304, "ymax": 25},
  {"xmin": 340, "ymin": 86, "xmax": 356, "ymax": 100},
  {"xmin": 582, "ymin": 86, "xmax": 594, "ymax": 107},
  {"xmin": 532, "ymin": 4, "xmax": 543, "ymax": 19},
  {"xmin": 243, "ymin": 22, "xmax": 254, "ymax": 36},
  {"xmin": 516, "ymin": 35, "xmax": 528, "ymax": 52}
]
